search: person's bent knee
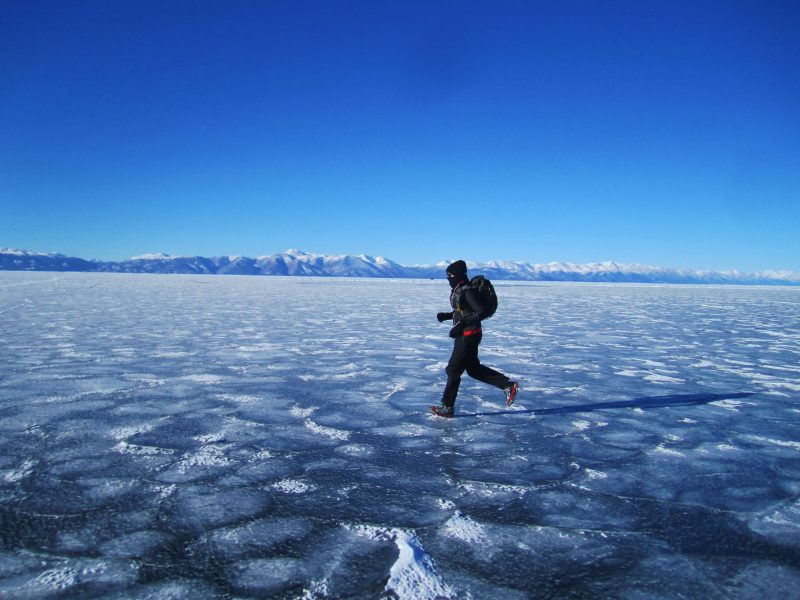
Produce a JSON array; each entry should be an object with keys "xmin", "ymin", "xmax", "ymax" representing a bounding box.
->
[{"xmin": 446, "ymin": 365, "xmax": 464, "ymax": 377}]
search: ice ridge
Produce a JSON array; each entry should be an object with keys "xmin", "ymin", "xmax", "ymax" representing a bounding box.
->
[{"xmin": 345, "ymin": 524, "xmax": 456, "ymax": 599}]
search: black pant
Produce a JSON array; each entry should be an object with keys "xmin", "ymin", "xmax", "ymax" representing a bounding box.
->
[{"xmin": 442, "ymin": 332, "xmax": 509, "ymax": 408}]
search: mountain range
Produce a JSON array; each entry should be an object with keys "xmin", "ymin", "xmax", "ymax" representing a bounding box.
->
[{"xmin": 1, "ymin": 247, "xmax": 798, "ymax": 286}]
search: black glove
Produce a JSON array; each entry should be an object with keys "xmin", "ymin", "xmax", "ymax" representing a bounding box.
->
[
  {"xmin": 449, "ymin": 323, "xmax": 464, "ymax": 338},
  {"xmin": 437, "ymin": 311, "xmax": 453, "ymax": 323}
]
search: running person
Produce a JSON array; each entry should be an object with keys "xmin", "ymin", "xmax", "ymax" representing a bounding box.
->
[{"xmin": 431, "ymin": 260, "xmax": 518, "ymax": 417}]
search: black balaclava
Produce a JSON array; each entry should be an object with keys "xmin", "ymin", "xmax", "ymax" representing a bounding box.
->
[{"xmin": 446, "ymin": 260, "xmax": 468, "ymax": 289}]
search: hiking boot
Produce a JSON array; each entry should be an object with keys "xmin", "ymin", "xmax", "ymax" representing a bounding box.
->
[
  {"xmin": 504, "ymin": 381, "xmax": 519, "ymax": 406},
  {"xmin": 431, "ymin": 404, "xmax": 455, "ymax": 418}
]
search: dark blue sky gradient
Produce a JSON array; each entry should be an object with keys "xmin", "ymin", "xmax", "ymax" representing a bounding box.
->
[{"xmin": 2, "ymin": 1, "xmax": 799, "ymax": 270}]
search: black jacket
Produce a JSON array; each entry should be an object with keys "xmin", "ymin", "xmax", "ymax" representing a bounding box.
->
[{"xmin": 450, "ymin": 280, "xmax": 489, "ymax": 328}]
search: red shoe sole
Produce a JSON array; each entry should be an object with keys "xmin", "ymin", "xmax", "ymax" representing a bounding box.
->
[
  {"xmin": 430, "ymin": 406, "xmax": 454, "ymax": 418},
  {"xmin": 506, "ymin": 383, "xmax": 518, "ymax": 406}
]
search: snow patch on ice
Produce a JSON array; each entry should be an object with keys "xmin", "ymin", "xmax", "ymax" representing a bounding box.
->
[
  {"xmin": 177, "ymin": 444, "xmax": 232, "ymax": 471},
  {"xmin": 153, "ymin": 351, "xmax": 191, "ymax": 358},
  {"xmin": 398, "ymin": 424, "xmax": 427, "ymax": 437},
  {"xmin": 179, "ymin": 374, "xmax": 223, "ymax": 384},
  {"xmin": 304, "ymin": 419, "xmax": 350, "ymax": 441},
  {"xmin": 216, "ymin": 393, "xmax": 261, "ymax": 404},
  {"xmin": 345, "ymin": 524, "xmax": 456, "ymax": 600},
  {"xmin": 748, "ymin": 500, "xmax": 800, "ymax": 544},
  {"xmin": 691, "ymin": 360, "xmax": 717, "ymax": 368},
  {"xmin": 272, "ymin": 479, "xmax": 315, "ymax": 494},
  {"xmin": 764, "ymin": 381, "xmax": 800, "ymax": 393},
  {"xmin": 28, "ymin": 567, "xmax": 80, "ymax": 591},
  {"xmin": 585, "ymin": 469, "xmax": 608, "ymax": 480},
  {"xmin": 644, "ymin": 373, "xmax": 684, "ymax": 384},
  {"xmin": 2, "ymin": 459, "xmax": 36, "ymax": 483},
  {"xmin": 746, "ymin": 436, "xmax": 800, "ymax": 451},
  {"xmin": 652, "ymin": 444, "xmax": 685, "ymax": 458},
  {"xmin": 290, "ymin": 405, "xmax": 317, "ymax": 418},
  {"xmin": 616, "ymin": 369, "xmax": 639, "ymax": 377},
  {"xmin": 384, "ymin": 382, "xmax": 407, "ymax": 400},
  {"xmin": 114, "ymin": 441, "xmax": 175, "ymax": 456},
  {"xmin": 109, "ymin": 422, "xmax": 159, "ymax": 440},
  {"xmin": 154, "ymin": 484, "xmax": 177, "ymax": 499},
  {"xmin": 299, "ymin": 578, "xmax": 331, "ymax": 599},
  {"xmin": 19, "ymin": 560, "xmax": 136, "ymax": 593},
  {"xmin": 457, "ymin": 481, "xmax": 529, "ymax": 498},
  {"xmin": 711, "ymin": 399, "xmax": 746, "ymax": 411},
  {"xmin": 298, "ymin": 363, "xmax": 367, "ymax": 381},
  {"xmin": 443, "ymin": 511, "xmax": 488, "ymax": 544},
  {"xmin": 250, "ymin": 449, "xmax": 274, "ymax": 461},
  {"xmin": 194, "ymin": 432, "xmax": 226, "ymax": 444},
  {"xmin": 337, "ymin": 444, "xmax": 373, "ymax": 457}
]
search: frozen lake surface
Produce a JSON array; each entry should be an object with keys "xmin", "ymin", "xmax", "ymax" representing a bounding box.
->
[{"xmin": 1, "ymin": 272, "xmax": 799, "ymax": 598}]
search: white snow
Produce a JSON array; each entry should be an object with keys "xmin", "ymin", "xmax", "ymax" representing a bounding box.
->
[
  {"xmin": 303, "ymin": 419, "xmax": 350, "ymax": 441},
  {"xmin": 0, "ymin": 247, "xmax": 60, "ymax": 257},
  {"xmin": 271, "ymin": 479, "xmax": 315, "ymax": 494},
  {"xmin": 443, "ymin": 510, "xmax": 488, "ymax": 544},
  {"xmin": 130, "ymin": 252, "xmax": 175, "ymax": 260},
  {"xmin": 345, "ymin": 524, "xmax": 456, "ymax": 599}
]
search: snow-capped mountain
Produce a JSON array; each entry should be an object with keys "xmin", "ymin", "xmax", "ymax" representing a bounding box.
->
[
  {"xmin": 0, "ymin": 248, "xmax": 96, "ymax": 272},
  {"xmin": 1, "ymin": 247, "xmax": 798, "ymax": 285},
  {"xmin": 266, "ymin": 249, "xmax": 408, "ymax": 278}
]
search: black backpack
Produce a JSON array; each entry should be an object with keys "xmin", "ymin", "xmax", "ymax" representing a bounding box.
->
[{"xmin": 469, "ymin": 275, "xmax": 498, "ymax": 319}]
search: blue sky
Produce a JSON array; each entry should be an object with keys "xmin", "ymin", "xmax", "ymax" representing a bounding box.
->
[{"xmin": 2, "ymin": 1, "xmax": 799, "ymax": 271}]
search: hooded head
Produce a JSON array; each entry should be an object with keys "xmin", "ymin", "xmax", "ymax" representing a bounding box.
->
[{"xmin": 446, "ymin": 260, "xmax": 468, "ymax": 288}]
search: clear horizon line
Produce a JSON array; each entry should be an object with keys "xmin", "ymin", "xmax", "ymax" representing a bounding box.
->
[{"xmin": 2, "ymin": 246, "xmax": 798, "ymax": 277}]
